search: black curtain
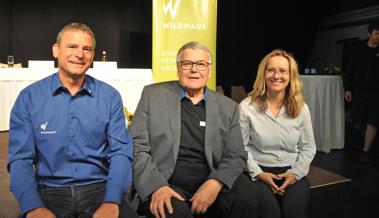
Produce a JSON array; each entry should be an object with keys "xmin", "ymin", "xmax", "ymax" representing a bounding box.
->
[
  {"xmin": 216, "ymin": 1, "xmax": 322, "ymax": 96},
  {"xmin": 2, "ymin": 0, "xmax": 377, "ymax": 87}
]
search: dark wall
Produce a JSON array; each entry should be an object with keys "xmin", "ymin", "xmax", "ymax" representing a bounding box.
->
[
  {"xmin": 0, "ymin": 1, "xmax": 151, "ymax": 68},
  {"xmin": 216, "ymin": 1, "xmax": 323, "ymax": 94},
  {"xmin": 1, "ymin": 0, "xmax": 378, "ymax": 95},
  {"xmin": 0, "ymin": 0, "xmax": 11, "ymax": 63}
]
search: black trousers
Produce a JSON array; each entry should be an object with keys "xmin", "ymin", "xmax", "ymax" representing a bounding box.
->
[
  {"xmin": 256, "ymin": 166, "xmax": 310, "ymax": 218},
  {"xmin": 351, "ymin": 89, "xmax": 379, "ymax": 128},
  {"xmin": 37, "ymin": 182, "xmax": 139, "ymax": 218},
  {"xmin": 138, "ymin": 173, "xmax": 279, "ymax": 218}
]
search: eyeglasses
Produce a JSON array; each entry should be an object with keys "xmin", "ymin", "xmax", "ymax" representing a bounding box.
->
[
  {"xmin": 179, "ymin": 60, "xmax": 211, "ymax": 71},
  {"xmin": 265, "ymin": 67, "xmax": 289, "ymax": 76}
]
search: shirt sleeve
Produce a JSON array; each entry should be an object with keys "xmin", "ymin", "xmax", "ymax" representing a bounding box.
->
[
  {"xmin": 239, "ymin": 101, "xmax": 263, "ymax": 180},
  {"xmin": 103, "ymin": 92, "xmax": 133, "ymax": 204},
  {"xmin": 7, "ymin": 92, "xmax": 45, "ymax": 215},
  {"xmin": 288, "ymin": 104, "xmax": 316, "ymax": 180}
]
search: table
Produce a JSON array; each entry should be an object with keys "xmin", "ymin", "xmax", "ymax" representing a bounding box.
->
[
  {"xmin": 0, "ymin": 68, "xmax": 153, "ymax": 131},
  {"xmin": 301, "ymin": 75, "xmax": 345, "ymax": 153}
]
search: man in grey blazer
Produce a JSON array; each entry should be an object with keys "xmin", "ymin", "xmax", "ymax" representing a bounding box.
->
[{"xmin": 130, "ymin": 41, "xmax": 267, "ymax": 218}]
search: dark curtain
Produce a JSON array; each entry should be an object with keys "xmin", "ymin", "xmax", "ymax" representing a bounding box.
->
[
  {"xmin": 1, "ymin": 0, "xmax": 377, "ymax": 87},
  {"xmin": 216, "ymin": 1, "xmax": 323, "ymax": 96}
]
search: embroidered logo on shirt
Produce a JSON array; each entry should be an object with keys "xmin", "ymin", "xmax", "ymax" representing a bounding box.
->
[
  {"xmin": 40, "ymin": 121, "xmax": 56, "ymax": 134},
  {"xmin": 40, "ymin": 122, "xmax": 48, "ymax": 131}
]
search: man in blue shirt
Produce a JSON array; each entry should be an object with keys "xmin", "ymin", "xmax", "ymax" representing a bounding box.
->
[{"xmin": 7, "ymin": 23, "xmax": 138, "ymax": 218}]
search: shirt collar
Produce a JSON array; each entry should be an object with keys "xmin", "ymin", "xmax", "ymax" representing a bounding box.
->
[
  {"xmin": 179, "ymin": 86, "xmax": 208, "ymax": 102},
  {"xmin": 51, "ymin": 73, "xmax": 94, "ymax": 96}
]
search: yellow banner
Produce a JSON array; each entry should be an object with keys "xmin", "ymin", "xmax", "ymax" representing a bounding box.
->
[{"xmin": 153, "ymin": 0, "xmax": 217, "ymax": 90}]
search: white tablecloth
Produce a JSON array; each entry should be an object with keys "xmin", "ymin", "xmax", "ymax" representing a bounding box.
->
[
  {"xmin": 301, "ymin": 75, "xmax": 345, "ymax": 153},
  {"xmin": 0, "ymin": 68, "xmax": 153, "ymax": 131}
]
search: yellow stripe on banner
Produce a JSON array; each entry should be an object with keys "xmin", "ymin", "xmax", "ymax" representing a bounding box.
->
[{"xmin": 153, "ymin": 0, "xmax": 217, "ymax": 90}]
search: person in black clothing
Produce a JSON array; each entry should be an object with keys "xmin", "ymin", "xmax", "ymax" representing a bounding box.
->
[
  {"xmin": 130, "ymin": 41, "xmax": 278, "ymax": 218},
  {"xmin": 343, "ymin": 20, "xmax": 379, "ymax": 163}
]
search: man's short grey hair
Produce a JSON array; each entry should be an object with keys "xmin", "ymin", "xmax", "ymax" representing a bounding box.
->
[
  {"xmin": 176, "ymin": 41, "xmax": 212, "ymax": 64},
  {"xmin": 56, "ymin": 22, "xmax": 96, "ymax": 48}
]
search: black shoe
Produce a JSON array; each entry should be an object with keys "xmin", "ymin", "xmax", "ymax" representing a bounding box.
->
[{"xmin": 359, "ymin": 151, "xmax": 371, "ymax": 163}]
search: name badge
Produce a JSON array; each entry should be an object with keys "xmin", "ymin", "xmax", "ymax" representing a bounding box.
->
[{"xmin": 200, "ymin": 121, "xmax": 206, "ymax": 127}]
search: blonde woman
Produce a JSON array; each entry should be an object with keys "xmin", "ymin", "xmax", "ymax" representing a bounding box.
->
[{"xmin": 239, "ymin": 49, "xmax": 316, "ymax": 218}]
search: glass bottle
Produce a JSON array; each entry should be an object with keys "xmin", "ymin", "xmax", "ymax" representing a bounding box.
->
[{"xmin": 101, "ymin": 51, "xmax": 107, "ymax": 61}]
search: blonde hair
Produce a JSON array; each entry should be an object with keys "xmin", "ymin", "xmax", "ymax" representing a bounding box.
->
[{"xmin": 250, "ymin": 49, "xmax": 303, "ymax": 118}]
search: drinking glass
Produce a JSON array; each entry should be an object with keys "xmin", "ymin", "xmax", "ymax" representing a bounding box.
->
[{"xmin": 7, "ymin": 55, "xmax": 14, "ymax": 68}]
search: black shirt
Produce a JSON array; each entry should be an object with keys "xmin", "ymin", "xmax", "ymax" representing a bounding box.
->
[
  {"xmin": 168, "ymin": 97, "xmax": 210, "ymax": 193},
  {"xmin": 343, "ymin": 39, "xmax": 379, "ymax": 91}
]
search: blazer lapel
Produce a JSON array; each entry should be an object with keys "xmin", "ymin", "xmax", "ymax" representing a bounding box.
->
[
  {"xmin": 167, "ymin": 87, "xmax": 181, "ymax": 164},
  {"xmin": 205, "ymin": 91, "xmax": 218, "ymax": 168}
]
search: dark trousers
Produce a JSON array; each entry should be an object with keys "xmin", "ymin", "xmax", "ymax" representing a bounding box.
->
[
  {"xmin": 351, "ymin": 89, "xmax": 379, "ymax": 128},
  {"xmin": 257, "ymin": 166, "xmax": 310, "ymax": 218},
  {"xmin": 37, "ymin": 182, "xmax": 139, "ymax": 218},
  {"xmin": 138, "ymin": 173, "xmax": 278, "ymax": 218}
]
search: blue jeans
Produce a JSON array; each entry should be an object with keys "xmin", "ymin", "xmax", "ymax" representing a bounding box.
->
[{"xmin": 38, "ymin": 182, "xmax": 138, "ymax": 218}]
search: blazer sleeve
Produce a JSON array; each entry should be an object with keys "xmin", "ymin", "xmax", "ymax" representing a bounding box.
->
[{"xmin": 130, "ymin": 87, "xmax": 169, "ymax": 201}]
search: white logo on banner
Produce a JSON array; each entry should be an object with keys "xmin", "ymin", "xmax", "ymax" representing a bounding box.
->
[{"xmin": 162, "ymin": 0, "xmax": 181, "ymax": 19}]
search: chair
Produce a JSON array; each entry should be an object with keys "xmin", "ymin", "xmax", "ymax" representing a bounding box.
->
[
  {"xmin": 216, "ymin": 85, "xmax": 224, "ymax": 95},
  {"xmin": 231, "ymin": 85, "xmax": 247, "ymax": 103}
]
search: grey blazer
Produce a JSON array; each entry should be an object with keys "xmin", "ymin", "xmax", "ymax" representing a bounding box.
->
[{"xmin": 130, "ymin": 81, "xmax": 246, "ymax": 201}]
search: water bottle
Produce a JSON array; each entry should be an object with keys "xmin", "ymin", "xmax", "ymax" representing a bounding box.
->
[{"xmin": 101, "ymin": 51, "xmax": 107, "ymax": 61}]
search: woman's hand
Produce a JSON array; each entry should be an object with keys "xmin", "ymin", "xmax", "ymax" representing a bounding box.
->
[
  {"xmin": 277, "ymin": 171, "xmax": 297, "ymax": 194},
  {"xmin": 257, "ymin": 172, "xmax": 283, "ymax": 194}
]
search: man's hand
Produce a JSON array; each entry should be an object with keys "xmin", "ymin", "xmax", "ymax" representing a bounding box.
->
[
  {"xmin": 190, "ymin": 179, "xmax": 223, "ymax": 214},
  {"xmin": 93, "ymin": 202, "xmax": 119, "ymax": 218},
  {"xmin": 150, "ymin": 186, "xmax": 185, "ymax": 218},
  {"xmin": 26, "ymin": 207, "xmax": 55, "ymax": 218},
  {"xmin": 257, "ymin": 172, "xmax": 283, "ymax": 195},
  {"xmin": 345, "ymin": 91, "xmax": 352, "ymax": 102}
]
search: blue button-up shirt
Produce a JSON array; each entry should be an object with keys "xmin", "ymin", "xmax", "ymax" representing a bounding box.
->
[
  {"xmin": 179, "ymin": 86, "xmax": 208, "ymax": 101},
  {"xmin": 7, "ymin": 73, "xmax": 133, "ymax": 215}
]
